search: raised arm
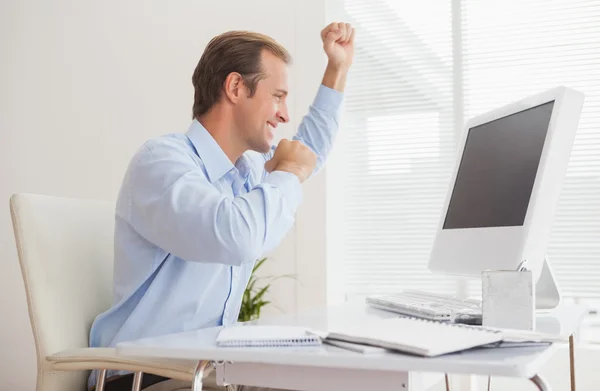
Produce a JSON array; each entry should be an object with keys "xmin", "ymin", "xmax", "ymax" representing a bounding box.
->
[
  {"xmin": 294, "ymin": 23, "xmax": 355, "ymax": 170},
  {"xmin": 262, "ymin": 23, "xmax": 355, "ymax": 176}
]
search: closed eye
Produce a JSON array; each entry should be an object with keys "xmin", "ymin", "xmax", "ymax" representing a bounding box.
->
[{"xmin": 274, "ymin": 88, "xmax": 288, "ymax": 100}]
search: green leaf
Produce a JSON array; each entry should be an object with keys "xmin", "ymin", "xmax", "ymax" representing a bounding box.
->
[
  {"xmin": 246, "ymin": 276, "xmax": 258, "ymax": 294},
  {"xmin": 251, "ymin": 285, "xmax": 270, "ymax": 305},
  {"xmin": 252, "ymin": 257, "xmax": 268, "ymax": 273},
  {"xmin": 243, "ymin": 284, "xmax": 251, "ymax": 303},
  {"xmin": 239, "ymin": 257, "xmax": 294, "ymax": 322},
  {"xmin": 257, "ymin": 300, "xmax": 270, "ymax": 308}
]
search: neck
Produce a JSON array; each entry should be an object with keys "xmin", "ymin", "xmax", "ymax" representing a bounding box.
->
[{"xmin": 197, "ymin": 105, "xmax": 245, "ymax": 164}]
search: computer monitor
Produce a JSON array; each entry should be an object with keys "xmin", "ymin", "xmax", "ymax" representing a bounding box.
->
[{"xmin": 428, "ymin": 86, "xmax": 584, "ymax": 307}]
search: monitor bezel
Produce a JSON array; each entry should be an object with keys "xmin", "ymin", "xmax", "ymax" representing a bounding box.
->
[{"xmin": 428, "ymin": 86, "xmax": 584, "ymax": 282}]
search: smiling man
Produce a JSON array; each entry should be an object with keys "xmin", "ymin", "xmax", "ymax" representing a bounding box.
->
[{"xmin": 88, "ymin": 22, "xmax": 355, "ymax": 391}]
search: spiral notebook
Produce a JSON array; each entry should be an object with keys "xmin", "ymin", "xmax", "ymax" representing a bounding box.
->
[
  {"xmin": 216, "ymin": 325, "xmax": 321, "ymax": 348},
  {"xmin": 325, "ymin": 317, "xmax": 504, "ymax": 357}
]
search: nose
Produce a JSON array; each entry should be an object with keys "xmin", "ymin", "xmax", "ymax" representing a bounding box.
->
[{"xmin": 276, "ymin": 102, "xmax": 289, "ymax": 123}]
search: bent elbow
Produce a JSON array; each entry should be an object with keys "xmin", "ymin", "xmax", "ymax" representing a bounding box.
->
[
  {"xmin": 209, "ymin": 201, "xmax": 264, "ymax": 266},
  {"xmin": 204, "ymin": 233, "xmax": 261, "ymax": 266}
]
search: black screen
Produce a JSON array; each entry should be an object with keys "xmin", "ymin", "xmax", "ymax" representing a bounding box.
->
[{"xmin": 443, "ymin": 101, "xmax": 554, "ymax": 229}]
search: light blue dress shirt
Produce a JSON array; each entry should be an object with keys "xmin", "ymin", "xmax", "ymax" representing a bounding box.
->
[{"xmin": 87, "ymin": 85, "xmax": 342, "ymax": 387}]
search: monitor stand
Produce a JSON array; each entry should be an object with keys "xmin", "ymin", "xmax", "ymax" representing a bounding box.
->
[{"xmin": 536, "ymin": 256, "xmax": 562, "ymax": 310}]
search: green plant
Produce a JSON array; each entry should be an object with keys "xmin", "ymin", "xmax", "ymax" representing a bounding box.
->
[{"xmin": 237, "ymin": 257, "xmax": 296, "ymax": 322}]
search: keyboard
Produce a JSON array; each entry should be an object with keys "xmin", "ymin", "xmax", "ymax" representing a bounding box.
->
[{"xmin": 366, "ymin": 290, "xmax": 482, "ymax": 322}]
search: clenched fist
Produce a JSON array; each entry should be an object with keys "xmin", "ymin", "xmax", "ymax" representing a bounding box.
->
[
  {"xmin": 265, "ymin": 139, "xmax": 317, "ymax": 183},
  {"xmin": 321, "ymin": 22, "xmax": 355, "ymax": 71}
]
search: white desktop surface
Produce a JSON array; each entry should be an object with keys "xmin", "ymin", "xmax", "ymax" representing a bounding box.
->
[{"xmin": 116, "ymin": 303, "xmax": 587, "ymax": 379}]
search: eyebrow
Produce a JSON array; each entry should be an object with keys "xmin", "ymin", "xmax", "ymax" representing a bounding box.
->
[{"xmin": 275, "ymin": 89, "xmax": 288, "ymax": 96}]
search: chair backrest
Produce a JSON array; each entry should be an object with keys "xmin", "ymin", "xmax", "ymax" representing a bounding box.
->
[{"xmin": 10, "ymin": 193, "xmax": 115, "ymax": 391}]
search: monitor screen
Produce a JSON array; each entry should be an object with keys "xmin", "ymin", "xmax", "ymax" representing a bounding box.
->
[{"xmin": 443, "ymin": 101, "xmax": 555, "ymax": 229}]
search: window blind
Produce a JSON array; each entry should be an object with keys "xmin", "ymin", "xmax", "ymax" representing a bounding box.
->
[
  {"xmin": 327, "ymin": 0, "xmax": 600, "ymax": 300},
  {"xmin": 326, "ymin": 0, "xmax": 461, "ymax": 298},
  {"xmin": 462, "ymin": 0, "xmax": 600, "ymax": 297}
]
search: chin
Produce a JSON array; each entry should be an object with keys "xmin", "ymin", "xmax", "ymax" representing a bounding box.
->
[{"xmin": 251, "ymin": 141, "xmax": 272, "ymax": 154}]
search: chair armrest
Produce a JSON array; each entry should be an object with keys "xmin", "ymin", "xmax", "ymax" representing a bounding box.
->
[{"xmin": 47, "ymin": 347, "xmax": 203, "ymax": 382}]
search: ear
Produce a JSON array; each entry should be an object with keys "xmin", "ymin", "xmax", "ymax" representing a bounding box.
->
[{"xmin": 223, "ymin": 72, "xmax": 245, "ymax": 104}]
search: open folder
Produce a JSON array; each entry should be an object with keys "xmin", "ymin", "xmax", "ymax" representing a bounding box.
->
[{"xmin": 216, "ymin": 317, "xmax": 561, "ymax": 357}]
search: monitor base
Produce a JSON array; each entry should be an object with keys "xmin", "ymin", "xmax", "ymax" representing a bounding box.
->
[{"xmin": 536, "ymin": 256, "xmax": 562, "ymax": 310}]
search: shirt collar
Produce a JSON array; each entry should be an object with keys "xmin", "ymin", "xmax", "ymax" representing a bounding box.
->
[{"xmin": 186, "ymin": 119, "xmax": 235, "ymax": 183}]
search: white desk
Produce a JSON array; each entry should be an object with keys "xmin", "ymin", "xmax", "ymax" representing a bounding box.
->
[{"xmin": 117, "ymin": 303, "xmax": 587, "ymax": 391}]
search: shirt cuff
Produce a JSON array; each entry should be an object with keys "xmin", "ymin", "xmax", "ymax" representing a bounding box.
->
[
  {"xmin": 312, "ymin": 84, "xmax": 344, "ymax": 114},
  {"xmin": 264, "ymin": 171, "xmax": 303, "ymax": 210}
]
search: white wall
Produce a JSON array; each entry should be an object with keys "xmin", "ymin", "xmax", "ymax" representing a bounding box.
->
[{"xmin": 0, "ymin": 1, "xmax": 328, "ymax": 389}]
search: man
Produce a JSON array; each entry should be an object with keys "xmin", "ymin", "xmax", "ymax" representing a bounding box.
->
[{"xmin": 88, "ymin": 21, "xmax": 355, "ymax": 391}]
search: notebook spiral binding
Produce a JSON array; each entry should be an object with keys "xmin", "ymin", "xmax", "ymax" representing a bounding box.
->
[{"xmin": 217, "ymin": 336, "xmax": 321, "ymax": 348}]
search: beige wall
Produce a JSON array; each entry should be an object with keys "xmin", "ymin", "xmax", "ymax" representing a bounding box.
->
[{"xmin": 0, "ymin": 1, "xmax": 328, "ymax": 389}]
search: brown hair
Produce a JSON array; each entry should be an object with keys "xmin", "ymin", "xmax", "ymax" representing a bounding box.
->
[{"xmin": 191, "ymin": 31, "xmax": 291, "ymax": 119}]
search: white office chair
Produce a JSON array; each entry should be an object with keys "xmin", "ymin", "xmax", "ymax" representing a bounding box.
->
[{"xmin": 9, "ymin": 193, "xmax": 210, "ymax": 391}]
